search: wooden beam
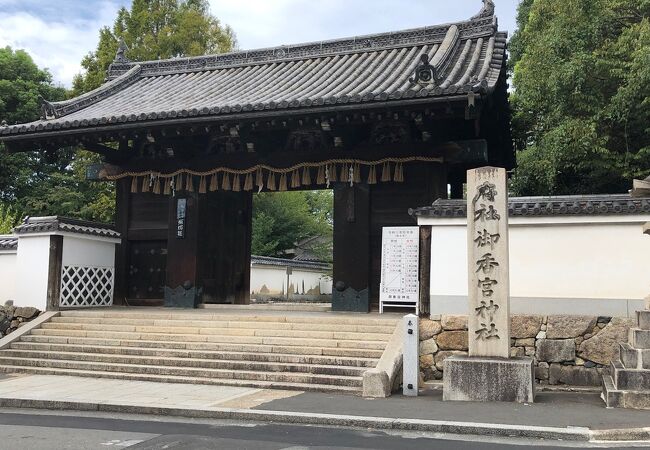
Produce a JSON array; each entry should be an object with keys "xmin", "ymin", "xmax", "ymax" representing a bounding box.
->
[{"xmin": 418, "ymin": 225, "xmax": 432, "ymax": 318}]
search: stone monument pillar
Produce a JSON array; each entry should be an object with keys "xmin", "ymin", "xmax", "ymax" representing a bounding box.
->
[{"xmin": 443, "ymin": 167, "xmax": 535, "ymax": 403}]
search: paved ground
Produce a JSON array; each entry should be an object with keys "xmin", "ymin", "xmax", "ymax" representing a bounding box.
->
[
  {"xmin": 0, "ymin": 410, "xmax": 647, "ymax": 449},
  {"xmin": 0, "ymin": 374, "xmax": 649, "ymax": 432}
]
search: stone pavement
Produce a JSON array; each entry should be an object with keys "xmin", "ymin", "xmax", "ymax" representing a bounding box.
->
[{"xmin": 0, "ymin": 374, "xmax": 649, "ymax": 442}]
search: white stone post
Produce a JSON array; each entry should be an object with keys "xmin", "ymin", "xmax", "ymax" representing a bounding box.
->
[
  {"xmin": 466, "ymin": 167, "xmax": 510, "ymax": 358},
  {"xmin": 402, "ymin": 313, "xmax": 419, "ymax": 396}
]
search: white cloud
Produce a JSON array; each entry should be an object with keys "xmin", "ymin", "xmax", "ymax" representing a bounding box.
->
[
  {"xmin": 0, "ymin": 0, "xmax": 519, "ymax": 88},
  {"xmin": 0, "ymin": 1, "xmax": 121, "ymax": 87}
]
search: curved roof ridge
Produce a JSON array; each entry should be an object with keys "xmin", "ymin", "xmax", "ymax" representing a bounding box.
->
[{"xmin": 106, "ymin": 9, "xmax": 498, "ymax": 80}]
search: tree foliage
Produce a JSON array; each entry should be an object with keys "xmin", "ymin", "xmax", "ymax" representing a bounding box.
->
[
  {"xmin": 252, "ymin": 191, "xmax": 333, "ymax": 261},
  {"xmin": 510, "ymin": 0, "xmax": 650, "ymax": 195},
  {"xmin": 72, "ymin": 0, "xmax": 236, "ymax": 95}
]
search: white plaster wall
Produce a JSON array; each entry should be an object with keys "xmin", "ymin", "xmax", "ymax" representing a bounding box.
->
[
  {"xmin": 250, "ymin": 265, "xmax": 332, "ymax": 297},
  {"xmin": 61, "ymin": 235, "xmax": 117, "ymax": 268},
  {"xmin": 15, "ymin": 235, "xmax": 51, "ymax": 311},
  {"xmin": 420, "ymin": 216, "xmax": 650, "ymax": 316},
  {"xmin": 0, "ymin": 252, "xmax": 17, "ymax": 303}
]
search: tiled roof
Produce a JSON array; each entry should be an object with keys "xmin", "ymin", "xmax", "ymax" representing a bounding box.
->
[
  {"xmin": 13, "ymin": 216, "xmax": 121, "ymax": 239},
  {"xmin": 251, "ymin": 255, "xmax": 331, "ymax": 271},
  {"xmin": 0, "ymin": 235, "xmax": 17, "ymax": 251},
  {"xmin": 0, "ymin": 2, "xmax": 505, "ymax": 139},
  {"xmin": 410, "ymin": 194, "xmax": 650, "ymax": 218}
]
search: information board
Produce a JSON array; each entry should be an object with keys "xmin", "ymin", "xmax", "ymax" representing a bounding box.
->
[{"xmin": 379, "ymin": 226, "xmax": 419, "ymax": 313}]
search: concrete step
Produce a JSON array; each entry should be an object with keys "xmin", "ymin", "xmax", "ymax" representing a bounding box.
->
[
  {"xmin": 611, "ymin": 359, "xmax": 650, "ymax": 391},
  {"xmin": 39, "ymin": 322, "xmax": 392, "ymax": 341},
  {"xmin": 0, "ymin": 365, "xmax": 360, "ymax": 394},
  {"xmin": 28, "ymin": 329, "xmax": 387, "ymax": 350},
  {"xmin": 50, "ymin": 317, "xmax": 397, "ymax": 334},
  {"xmin": 637, "ymin": 310, "xmax": 650, "ymax": 330},
  {"xmin": 629, "ymin": 328, "xmax": 650, "ymax": 349},
  {"xmin": 19, "ymin": 335, "xmax": 384, "ymax": 358},
  {"xmin": 602, "ymin": 373, "xmax": 650, "ymax": 409},
  {"xmin": 619, "ymin": 343, "xmax": 650, "ymax": 370},
  {"xmin": 58, "ymin": 310, "xmax": 399, "ymax": 327},
  {"xmin": 0, "ymin": 349, "xmax": 367, "ymax": 377},
  {"xmin": 9, "ymin": 342, "xmax": 378, "ymax": 367},
  {"xmin": 0, "ymin": 356, "xmax": 363, "ymax": 387}
]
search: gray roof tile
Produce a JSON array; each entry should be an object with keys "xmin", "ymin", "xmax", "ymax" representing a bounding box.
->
[
  {"xmin": 0, "ymin": 6, "xmax": 505, "ymax": 139},
  {"xmin": 13, "ymin": 216, "xmax": 120, "ymax": 238}
]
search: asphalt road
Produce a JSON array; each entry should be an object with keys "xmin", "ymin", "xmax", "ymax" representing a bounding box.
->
[{"xmin": 0, "ymin": 410, "xmax": 647, "ymax": 450}]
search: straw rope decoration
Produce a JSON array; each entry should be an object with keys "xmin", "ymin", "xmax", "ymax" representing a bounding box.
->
[{"xmin": 110, "ymin": 156, "xmax": 443, "ymax": 195}]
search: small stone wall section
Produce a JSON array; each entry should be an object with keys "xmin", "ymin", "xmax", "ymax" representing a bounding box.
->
[
  {"xmin": 0, "ymin": 301, "xmax": 41, "ymax": 338},
  {"xmin": 420, "ymin": 315, "xmax": 635, "ymax": 386}
]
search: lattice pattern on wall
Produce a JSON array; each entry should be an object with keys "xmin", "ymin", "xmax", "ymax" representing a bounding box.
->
[{"xmin": 60, "ymin": 265, "xmax": 114, "ymax": 308}]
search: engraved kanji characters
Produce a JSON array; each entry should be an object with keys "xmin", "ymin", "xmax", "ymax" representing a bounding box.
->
[
  {"xmin": 475, "ymin": 253, "xmax": 499, "ymax": 274},
  {"xmin": 474, "ymin": 204, "xmax": 501, "ymax": 222},
  {"xmin": 474, "ymin": 229, "xmax": 500, "ymax": 249},
  {"xmin": 475, "ymin": 322, "xmax": 500, "ymax": 340}
]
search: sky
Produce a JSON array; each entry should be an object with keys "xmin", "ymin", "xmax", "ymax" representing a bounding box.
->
[{"xmin": 0, "ymin": 0, "xmax": 520, "ymax": 88}]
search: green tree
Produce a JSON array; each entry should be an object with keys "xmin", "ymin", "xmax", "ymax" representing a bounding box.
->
[
  {"xmin": 252, "ymin": 191, "xmax": 333, "ymax": 260},
  {"xmin": 72, "ymin": 0, "xmax": 236, "ymax": 95},
  {"xmin": 510, "ymin": 0, "xmax": 650, "ymax": 195},
  {"xmin": 0, "ymin": 203, "xmax": 19, "ymax": 234}
]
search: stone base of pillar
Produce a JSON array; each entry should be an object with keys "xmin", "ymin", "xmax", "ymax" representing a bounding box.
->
[{"xmin": 443, "ymin": 355, "xmax": 535, "ymax": 403}]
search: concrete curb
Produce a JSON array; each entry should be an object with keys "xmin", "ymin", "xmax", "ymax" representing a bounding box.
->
[
  {"xmin": 0, "ymin": 397, "xmax": 610, "ymax": 442},
  {"xmin": 0, "ymin": 311, "xmax": 59, "ymax": 350}
]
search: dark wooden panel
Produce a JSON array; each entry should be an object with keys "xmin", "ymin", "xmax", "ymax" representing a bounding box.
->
[
  {"xmin": 113, "ymin": 178, "xmax": 130, "ymax": 305},
  {"xmin": 128, "ymin": 240, "xmax": 167, "ymax": 300},
  {"xmin": 129, "ymin": 192, "xmax": 169, "ymax": 234}
]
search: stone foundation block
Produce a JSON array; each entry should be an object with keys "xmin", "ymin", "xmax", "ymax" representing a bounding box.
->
[
  {"xmin": 536, "ymin": 339, "xmax": 575, "ymax": 362},
  {"xmin": 630, "ymin": 328, "xmax": 650, "ymax": 349},
  {"xmin": 443, "ymin": 356, "xmax": 535, "ymax": 403},
  {"xmin": 637, "ymin": 310, "xmax": 650, "ymax": 331}
]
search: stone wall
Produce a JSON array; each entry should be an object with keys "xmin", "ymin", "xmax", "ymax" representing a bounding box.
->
[
  {"xmin": 419, "ymin": 314, "xmax": 635, "ymax": 386},
  {"xmin": 0, "ymin": 302, "xmax": 41, "ymax": 338}
]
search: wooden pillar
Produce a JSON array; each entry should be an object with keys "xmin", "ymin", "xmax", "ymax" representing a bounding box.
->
[
  {"xmin": 165, "ymin": 192, "xmax": 203, "ymax": 308},
  {"xmin": 46, "ymin": 235, "xmax": 63, "ymax": 311},
  {"xmin": 332, "ymin": 183, "xmax": 370, "ymax": 312},
  {"xmin": 418, "ymin": 225, "xmax": 432, "ymax": 317},
  {"xmin": 113, "ymin": 177, "xmax": 130, "ymax": 305}
]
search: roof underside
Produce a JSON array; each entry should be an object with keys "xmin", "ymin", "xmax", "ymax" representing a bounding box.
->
[{"xmin": 0, "ymin": 5, "xmax": 505, "ymax": 140}]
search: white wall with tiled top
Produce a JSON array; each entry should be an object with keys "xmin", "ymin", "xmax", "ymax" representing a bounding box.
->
[{"xmin": 417, "ymin": 215, "xmax": 650, "ymax": 317}]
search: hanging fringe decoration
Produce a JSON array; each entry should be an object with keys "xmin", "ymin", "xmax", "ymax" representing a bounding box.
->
[
  {"xmin": 142, "ymin": 176, "xmax": 151, "ymax": 193},
  {"xmin": 291, "ymin": 169, "xmax": 301, "ymax": 188},
  {"xmin": 222, "ymin": 173, "xmax": 231, "ymax": 191},
  {"xmin": 279, "ymin": 173, "xmax": 288, "ymax": 191},
  {"xmin": 302, "ymin": 167, "xmax": 311, "ymax": 186},
  {"xmin": 255, "ymin": 168, "xmax": 264, "ymax": 191},
  {"xmin": 367, "ymin": 165, "xmax": 377, "ymax": 184},
  {"xmin": 184, "ymin": 174, "xmax": 193, "ymax": 192},
  {"xmin": 329, "ymin": 164, "xmax": 337, "ymax": 182},
  {"xmin": 340, "ymin": 164, "xmax": 349, "ymax": 183},
  {"xmin": 394, "ymin": 162, "xmax": 404, "ymax": 182},
  {"xmin": 381, "ymin": 162, "xmax": 392, "ymax": 182},
  {"xmin": 163, "ymin": 177, "xmax": 171, "ymax": 195},
  {"xmin": 349, "ymin": 165, "xmax": 354, "ymax": 187},
  {"xmin": 130, "ymin": 176, "xmax": 139, "ymax": 193},
  {"xmin": 153, "ymin": 177, "xmax": 161, "ymax": 194},
  {"xmin": 244, "ymin": 172, "xmax": 254, "ymax": 191},
  {"xmin": 209, "ymin": 173, "xmax": 218, "ymax": 191},
  {"xmin": 316, "ymin": 165, "xmax": 325, "ymax": 185},
  {"xmin": 233, "ymin": 174, "xmax": 241, "ymax": 192},
  {"xmin": 267, "ymin": 172, "xmax": 276, "ymax": 191},
  {"xmin": 199, "ymin": 176, "xmax": 207, "ymax": 194},
  {"xmin": 171, "ymin": 176, "xmax": 176, "ymax": 197},
  {"xmin": 353, "ymin": 164, "xmax": 361, "ymax": 183}
]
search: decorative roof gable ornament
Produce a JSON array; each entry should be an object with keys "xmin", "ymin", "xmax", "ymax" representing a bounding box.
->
[
  {"xmin": 471, "ymin": 0, "xmax": 495, "ymax": 19},
  {"xmin": 114, "ymin": 38, "xmax": 130, "ymax": 63},
  {"xmin": 409, "ymin": 54, "xmax": 439, "ymax": 86},
  {"xmin": 41, "ymin": 99, "xmax": 58, "ymax": 120}
]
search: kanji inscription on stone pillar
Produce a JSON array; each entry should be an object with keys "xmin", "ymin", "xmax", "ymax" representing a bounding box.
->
[{"xmin": 467, "ymin": 167, "xmax": 510, "ymax": 358}]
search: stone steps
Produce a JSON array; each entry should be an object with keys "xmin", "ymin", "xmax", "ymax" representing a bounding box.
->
[
  {"xmin": 602, "ymin": 374, "xmax": 650, "ymax": 409},
  {"xmin": 637, "ymin": 310, "xmax": 650, "ymax": 330},
  {"xmin": 619, "ymin": 343, "xmax": 650, "ymax": 370},
  {"xmin": 0, "ymin": 349, "xmax": 367, "ymax": 377},
  {"xmin": 0, "ymin": 309, "xmax": 397, "ymax": 393},
  {"xmin": 0, "ymin": 366, "xmax": 360, "ymax": 393},
  {"xmin": 629, "ymin": 328, "xmax": 650, "ymax": 349},
  {"xmin": 9, "ymin": 342, "xmax": 378, "ymax": 367},
  {"xmin": 39, "ymin": 322, "xmax": 392, "ymax": 341},
  {"xmin": 610, "ymin": 359, "xmax": 650, "ymax": 391},
  {"xmin": 49, "ymin": 316, "xmax": 396, "ymax": 334},
  {"xmin": 0, "ymin": 356, "xmax": 363, "ymax": 387},
  {"xmin": 17, "ymin": 335, "xmax": 383, "ymax": 358}
]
